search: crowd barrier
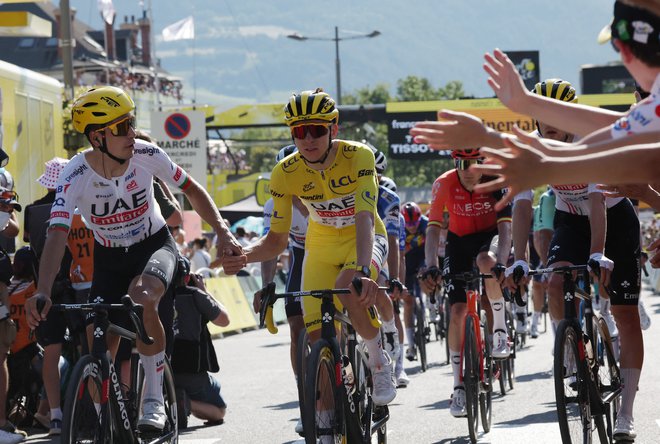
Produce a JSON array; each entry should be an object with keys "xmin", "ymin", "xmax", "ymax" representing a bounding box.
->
[{"xmin": 203, "ymin": 273, "xmax": 288, "ymax": 338}]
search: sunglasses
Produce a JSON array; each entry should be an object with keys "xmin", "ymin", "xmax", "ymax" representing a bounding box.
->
[
  {"xmin": 103, "ymin": 116, "xmax": 136, "ymax": 137},
  {"xmin": 291, "ymin": 124, "xmax": 330, "ymax": 139},
  {"xmin": 0, "ymin": 190, "xmax": 17, "ymax": 201},
  {"xmin": 455, "ymin": 159, "xmax": 483, "ymax": 170}
]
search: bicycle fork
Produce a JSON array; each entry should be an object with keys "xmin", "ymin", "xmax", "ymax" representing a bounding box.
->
[{"xmin": 460, "ymin": 290, "xmax": 485, "ymax": 387}]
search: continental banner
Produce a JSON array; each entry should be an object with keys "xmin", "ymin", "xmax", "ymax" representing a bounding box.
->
[
  {"xmin": 204, "ymin": 276, "xmax": 258, "ymax": 335},
  {"xmin": 386, "ymin": 93, "xmax": 634, "ymax": 160}
]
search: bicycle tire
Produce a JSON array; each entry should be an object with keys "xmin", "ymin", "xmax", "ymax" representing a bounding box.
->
[
  {"xmin": 554, "ymin": 320, "xmax": 592, "ymax": 444},
  {"xmin": 444, "ymin": 298, "xmax": 451, "ymax": 365},
  {"xmin": 505, "ymin": 310, "xmax": 516, "ymax": 391},
  {"xmin": 62, "ymin": 354, "xmax": 119, "ymax": 444},
  {"xmin": 463, "ymin": 315, "xmax": 479, "ymax": 444},
  {"xmin": 497, "ymin": 360, "xmax": 507, "ymax": 396},
  {"xmin": 303, "ymin": 340, "xmax": 345, "ymax": 444},
  {"xmin": 296, "ymin": 328, "xmax": 311, "ymax": 436},
  {"xmin": 415, "ymin": 298, "xmax": 428, "ymax": 372},
  {"xmin": 346, "ymin": 342, "xmax": 371, "ymax": 443},
  {"xmin": 479, "ymin": 314, "xmax": 493, "ymax": 433},
  {"xmin": 594, "ymin": 317, "xmax": 621, "ymax": 444},
  {"xmin": 134, "ymin": 357, "xmax": 179, "ymax": 443}
]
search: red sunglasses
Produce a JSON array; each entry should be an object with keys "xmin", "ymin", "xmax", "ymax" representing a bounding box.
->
[{"xmin": 291, "ymin": 124, "xmax": 330, "ymax": 139}]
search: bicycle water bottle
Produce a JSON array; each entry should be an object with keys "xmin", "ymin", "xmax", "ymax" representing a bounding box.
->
[{"xmin": 341, "ymin": 355, "xmax": 356, "ymax": 395}]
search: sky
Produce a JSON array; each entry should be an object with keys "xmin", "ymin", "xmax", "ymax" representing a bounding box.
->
[{"xmin": 70, "ymin": 0, "xmax": 619, "ymax": 110}]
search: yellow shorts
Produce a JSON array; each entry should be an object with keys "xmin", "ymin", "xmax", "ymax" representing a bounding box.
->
[{"xmin": 301, "ymin": 227, "xmax": 387, "ymax": 333}]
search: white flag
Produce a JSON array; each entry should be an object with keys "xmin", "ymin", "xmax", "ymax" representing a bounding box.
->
[
  {"xmin": 97, "ymin": 0, "xmax": 115, "ymax": 25},
  {"xmin": 162, "ymin": 16, "xmax": 195, "ymax": 41}
]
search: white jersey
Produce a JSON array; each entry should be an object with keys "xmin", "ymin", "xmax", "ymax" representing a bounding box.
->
[
  {"xmin": 263, "ymin": 198, "xmax": 307, "ymax": 250},
  {"xmin": 49, "ymin": 141, "xmax": 190, "ymax": 247},
  {"xmin": 514, "ymin": 185, "xmax": 622, "ymax": 216},
  {"xmin": 611, "ymin": 73, "xmax": 660, "ymax": 139}
]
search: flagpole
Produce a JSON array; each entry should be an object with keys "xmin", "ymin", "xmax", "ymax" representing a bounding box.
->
[
  {"xmin": 147, "ymin": 0, "xmax": 161, "ymax": 111},
  {"xmin": 191, "ymin": 9, "xmax": 197, "ymax": 109}
]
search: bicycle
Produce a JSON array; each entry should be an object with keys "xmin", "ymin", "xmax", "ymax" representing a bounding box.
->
[
  {"xmin": 443, "ymin": 270, "xmax": 495, "ymax": 444},
  {"xmin": 41, "ymin": 295, "xmax": 178, "ymax": 444},
  {"xmin": 259, "ymin": 280, "xmax": 390, "ymax": 444},
  {"xmin": 513, "ymin": 262, "xmax": 621, "ymax": 444},
  {"xmin": 411, "ymin": 280, "xmax": 431, "ymax": 372}
]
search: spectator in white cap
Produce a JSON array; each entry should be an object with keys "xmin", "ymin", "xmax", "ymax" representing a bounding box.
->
[
  {"xmin": 23, "ymin": 157, "xmax": 69, "ymax": 256},
  {"xmin": 0, "ymin": 169, "xmax": 20, "ymax": 240}
]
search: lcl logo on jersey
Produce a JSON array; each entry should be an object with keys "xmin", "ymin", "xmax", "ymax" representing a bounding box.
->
[
  {"xmin": 282, "ymin": 156, "xmax": 301, "ymax": 173},
  {"xmin": 329, "ymin": 175, "xmax": 356, "ymax": 194}
]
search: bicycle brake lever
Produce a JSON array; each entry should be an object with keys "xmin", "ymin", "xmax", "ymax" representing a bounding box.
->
[{"xmin": 122, "ymin": 295, "xmax": 154, "ymax": 345}]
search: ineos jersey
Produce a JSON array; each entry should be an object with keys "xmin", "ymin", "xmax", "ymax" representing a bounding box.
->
[
  {"xmin": 611, "ymin": 73, "xmax": 660, "ymax": 139},
  {"xmin": 49, "ymin": 141, "xmax": 191, "ymax": 247},
  {"xmin": 428, "ymin": 169, "xmax": 511, "ymax": 236},
  {"xmin": 268, "ymin": 140, "xmax": 385, "ymax": 237}
]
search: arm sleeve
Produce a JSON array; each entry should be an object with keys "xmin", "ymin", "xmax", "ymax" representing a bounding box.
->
[
  {"xmin": 428, "ymin": 176, "xmax": 448, "ymax": 226},
  {"xmin": 382, "ymin": 193, "xmax": 401, "ymax": 237},
  {"xmin": 49, "ymin": 164, "xmax": 80, "ymax": 232},
  {"xmin": 354, "ymin": 147, "xmax": 378, "ymax": 215},
  {"xmin": 513, "ymin": 189, "xmax": 534, "ymax": 203},
  {"xmin": 141, "ymin": 143, "xmax": 192, "ymax": 192},
  {"xmin": 268, "ymin": 165, "xmax": 293, "ymax": 234}
]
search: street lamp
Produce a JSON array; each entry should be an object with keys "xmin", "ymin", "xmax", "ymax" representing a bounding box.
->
[{"xmin": 287, "ymin": 26, "xmax": 381, "ymax": 105}]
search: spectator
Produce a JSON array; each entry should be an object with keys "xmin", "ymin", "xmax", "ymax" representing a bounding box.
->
[
  {"xmin": 234, "ymin": 227, "xmax": 251, "ymax": 248},
  {"xmin": 189, "ymin": 237, "xmax": 212, "ymax": 276},
  {"xmin": 0, "ymin": 169, "xmax": 20, "ymax": 253},
  {"xmin": 171, "ymin": 257, "xmax": 229, "ymax": 429}
]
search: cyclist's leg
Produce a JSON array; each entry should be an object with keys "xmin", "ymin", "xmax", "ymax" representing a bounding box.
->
[
  {"xmin": 402, "ymin": 276, "xmax": 416, "ymax": 359},
  {"xmin": 476, "ymin": 232, "xmax": 509, "ymax": 358},
  {"xmin": 286, "ymin": 246, "xmax": 305, "ymax": 377},
  {"xmin": 605, "ymin": 200, "xmax": 642, "ymax": 439},
  {"xmin": 377, "ymin": 269, "xmax": 399, "ymax": 362}
]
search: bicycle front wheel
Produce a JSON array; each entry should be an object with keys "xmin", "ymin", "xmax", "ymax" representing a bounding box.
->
[
  {"xmin": 62, "ymin": 354, "xmax": 116, "ymax": 444},
  {"xmin": 463, "ymin": 315, "xmax": 479, "ymax": 444},
  {"xmin": 554, "ymin": 321, "xmax": 591, "ymax": 444},
  {"xmin": 303, "ymin": 340, "xmax": 345, "ymax": 444},
  {"xmin": 296, "ymin": 328, "xmax": 311, "ymax": 436},
  {"xmin": 479, "ymin": 314, "xmax": 493, "ymax": 433},
  {"xmin": 415, "ymin": 298, "xmax": 428, "ymax": 372},
  {"xmin": 134, "ymin": 357, "xmax": 179, "ymax": 443},
  {"xmin": 595, "ymin": 316, "xmax": 621, "ymax": 444}
]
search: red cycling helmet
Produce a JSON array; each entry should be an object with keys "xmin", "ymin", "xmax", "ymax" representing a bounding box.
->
[
  {"xmin": 402, "ymin": 202, "xmax": 422, "ymax": 227},
  {"xmin": 451, "ymin": 148, "xmax": 481, "ymax": 159}
]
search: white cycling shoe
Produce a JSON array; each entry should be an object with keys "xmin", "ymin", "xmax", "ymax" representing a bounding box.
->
[
  {"xmin": 371, "ymin": 353, "xmax": 397, "ymax": 406},
  {"xmin": 449, "ymin": 386, "xmax": 467, "ymax": 417},
  {"xmin": 492, "ymin": 330, "xmax": 511, "ymax": 359},
  {"xmin": 614, "ymin": 415, "xmax": 636, "ymax": 440},
  {"xmin": 138, "ymin": 400, "xmax": 167, "ymax": 431}
]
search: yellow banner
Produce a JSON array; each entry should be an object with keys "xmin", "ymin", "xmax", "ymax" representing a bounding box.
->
[{"xmin": 204, "ymin": 276, "xmax": 258, "ymax": 335}]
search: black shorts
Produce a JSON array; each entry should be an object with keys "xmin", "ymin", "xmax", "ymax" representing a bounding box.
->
[
  {"xmin": 547, "ymin": 200, "xmax": 640, "ymax": 306},
  {"xmin": 88, "ymin": 226, "xmax": 178, "ymax": 329},
  {"xmin": 284, "ymin": 246, "xmax": 304, "ymax": 318},
  {"xmin": 444, "ymin": 229, "xmax": 497, "ymax": 305}
]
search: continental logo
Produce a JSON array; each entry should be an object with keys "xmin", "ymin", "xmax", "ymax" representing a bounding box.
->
[
  {"xmin": 64, "ymin": 164, "xmax": 89, "ymax": 183},
  {"xmin": 483, "ymin": 118, "xmax": 534, "ymax": 133},
  {"xmin": 303, "ymin": 182, "xmax": 314, "ymax": 192},
  {"xmin": 100, "ymin": 96, "xmax": 121, "ymax": 107},
  {"xmin": 300, "ymin": 194, "xmax": 323, "ymax": 201},
  {"xmin": 281, "ymin": 155, "xmax": 301, "ymax": 173},
  {"xmin": 358, "ymin": 169, "xmax": 374, "ymax": 177}
]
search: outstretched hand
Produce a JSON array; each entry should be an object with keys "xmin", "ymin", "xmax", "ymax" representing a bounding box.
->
[
  {"xmin": 597, "ymin": 183, "xmax": 652, "ymax": 200},
  {"xmin": 409, "ymin": 110, "xmax": 489, "ymax": 150},
  {"xmin": 471, "ymin": 137, "xmax": 550, "ymax": 211},
  {"xmin": 483, "ymin": 48, "xmax": 530, "ymax": 113}
]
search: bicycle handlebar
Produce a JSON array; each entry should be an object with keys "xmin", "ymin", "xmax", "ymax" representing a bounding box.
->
[
  {"xmin": 40, "ymin": 295, "xmax": 155, "ymax": 345},
  {"xmin": 258, "ymin": 278, "xmax": 390, "ymax": 334}
]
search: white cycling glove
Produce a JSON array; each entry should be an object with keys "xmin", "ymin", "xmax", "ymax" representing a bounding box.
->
[
  {"xmin": 505, "ymin": 260, "xmax": 529, "ymax": 278},
  {"xmin": 587, "ymin": 253, "xmax": 614, "ymax": 273}
]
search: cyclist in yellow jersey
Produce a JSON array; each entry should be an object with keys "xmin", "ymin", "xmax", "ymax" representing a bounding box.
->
[{"xmin": 224, "ymin": 88, "xmax": 396, "ymax": 406}]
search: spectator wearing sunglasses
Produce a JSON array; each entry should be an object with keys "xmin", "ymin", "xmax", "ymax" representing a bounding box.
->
[{"xmin": 24, "ymin": 86, "xmax": 242, "ymax": 432}]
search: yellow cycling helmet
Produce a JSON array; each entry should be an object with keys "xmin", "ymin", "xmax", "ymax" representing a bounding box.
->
[
  {"xmin": 72, "ymin": 86, "xmax": 135, "ymax": 134},
  {"xmin": 284, "ymin": 88, "xmax": 339, "ymax": 127},
  {"xmin": 532, "ymin": 79, "xmax": 578, "ymax": 103}
]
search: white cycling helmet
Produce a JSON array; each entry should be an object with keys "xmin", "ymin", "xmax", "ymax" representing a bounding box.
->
[
  {"xmin": 363, "ymin": 140, "xmax": 388, "ymax": 174},
  {"xmin": 379, "ymin": 176, "xmax": 397, "ymax": 193},
  {"xmin": 276, "ymin": 144, "xmax": 297, "ymax": 163}
]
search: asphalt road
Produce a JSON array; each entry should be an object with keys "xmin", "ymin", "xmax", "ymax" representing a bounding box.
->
[{"xmin": 21, "ymin": 280, "xmax": 660, "ymax": 444}]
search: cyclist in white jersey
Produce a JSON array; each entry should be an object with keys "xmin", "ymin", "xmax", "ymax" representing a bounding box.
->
[{"xmin": 24, "ymin": 86, "xmax": 242, "ymax": 432}]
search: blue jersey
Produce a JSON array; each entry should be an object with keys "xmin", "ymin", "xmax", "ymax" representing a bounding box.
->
[
  {"xmin": 398, "ymin": 214, "xmax": 406, "ymax": 252},
  {"xmin": 377, "ymin": 186, "xmax": 401, "ymax": 238}
]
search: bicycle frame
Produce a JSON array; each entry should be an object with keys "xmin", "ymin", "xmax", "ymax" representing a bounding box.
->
[{"xmin": 461, "ymin": 289, "xmax": 484, "ymax": 386}]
